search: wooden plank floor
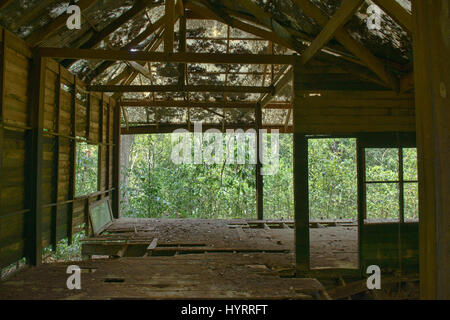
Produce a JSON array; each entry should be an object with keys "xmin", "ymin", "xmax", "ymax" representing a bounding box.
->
[
  {"xmin": 0, "ymin": 253, "xmax": 326, "ymax": 300},
  {"xmin": 93, "ymin": 218, "xmax": 358, "ymax": 269},
  {"xmin": 0, "ymin": 219, "xmax": 359, "ymax": 299}
]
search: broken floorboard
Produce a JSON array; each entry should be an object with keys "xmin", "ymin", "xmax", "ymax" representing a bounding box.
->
[
  {"xmin": 84, "ymin": 218, "xmax": 358, "ymax": 269},
  {"xmin": 0, "ymin": 253, "xmax": 327, "ymax": 300}
]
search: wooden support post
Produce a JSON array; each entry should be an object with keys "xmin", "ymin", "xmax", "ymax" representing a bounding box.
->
[
  {"xmin": 68, "ymin": 76, "xmax": 77, "ymax": 246},
  {"xmin": 178, "ymin": 15, "xmax": 186, "ymax": 91},
  {"xmin": 98, "ymin": 94, "xmax": 104, "ymax": 198},
  {"xmin": 51, "ymin": 65, "xmax": 62, "ymax": 251},
  {"xmin": 165, "ymin": 0, "xmax": 175, "ymax": 53},
  {"xmin": 107, "ymin": 98, "xmax": 112, "ymax": 194},
  {"xmin": 356, "ymin": 138, "xmax": 365, "ymax": 269},
  {"xmin": 86, "ymin": 92, "xmax": 91, "ymax": 141},
  {"xmin": 27, "ymin": 53, "xmax": 47, "ymax": 265},
  {"xmin": 255, "ymin": 103, "xmax": 263, "ymax": 220},
  {"xmin": 398, "ymin": 146, "xmax": 404, "ymax": 273},
  {"xmin": 293, "ymin": 64, "xmax": 309, "ymax": 272},
  {"xmin": 293, "ymin": 133, "xmax": 309, "ymax": 273},
  {"xmin": 112, "ymin": 100, "xmax": 121, "ymax": 219},
  {"xmin": 412, "ymin": 0, "xmax": 450, "ymax": 300},
  {"xmin": 0, "ymin": 29, "xmax": 6, "ymax": 225}
]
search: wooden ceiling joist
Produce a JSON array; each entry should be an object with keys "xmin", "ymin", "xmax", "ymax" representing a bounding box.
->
[
  {"xmin": 87, "ymin": 84, "xmax": 274, "ymax": 93},
  {"xmin": 111, "ymin": 28, "xmax": 165, "ymax": 100},
  {"xmin": 300, "ymin": 0, "xmax": 364, "ymax": 65},
  {"xmin": 61, "ymin": 0, "xmax": 160, "ymax": 67},
  {"xmin": 37, "ymin": 48, "xmax": 297, "ymax": 65},
  {"xmin": 122, "ymin": 123, "xmax": 292, "ymax": 135},
  {"xmin": 119, "ymin": 100, "xmax": 292, "ymax": 110},
  {"xmin": 190, "ymin": 0, "xmax": 390, "ymax": 88},
  {"xmin": 292, "ymin": 0, "xmax": 399, "ymax": 91},
  {"xmin": 87, "ymin": 16, "xmax": 166, "ymax": 82}
]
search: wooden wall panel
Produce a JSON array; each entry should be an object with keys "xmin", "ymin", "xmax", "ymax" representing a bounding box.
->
[
  {"xmin": 293, "ymin": 89, "xmax": 416, "ymax": 134},
  {"xmin": 412, "ymin": 0, "xmax": 450, "ymax": 299},
  {"xmin": 0, "ymin": 28, "xmax": 118, "ymax": 268}
]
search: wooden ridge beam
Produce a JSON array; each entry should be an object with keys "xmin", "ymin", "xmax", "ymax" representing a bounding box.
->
[
  {"xmin": 87, "ymin": 84, "xmax": 274, "ymax": 93},
  {"xmin": 372, "ymin": 0, "xmax": 413, "ymax": 34},
  {"xmin": 300, "ymin": 0, "xmax": 364, "ymax": 65},
  {"xmin": 292, "ymin": 0, "xmax": 399, "ymax": 91},
  {"xmin": 37, "ymin": 48, "xmax": 297, "ymax": 65}
]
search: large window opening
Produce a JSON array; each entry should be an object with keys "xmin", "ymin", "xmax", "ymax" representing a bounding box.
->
[
  {"xmin": 120, "ymin": 133, "xmax": 294, "ymax": 220},
  {"xmin": 364, "ymin": 147, "xmax": 418, "ymax": 222},
  {"xmin": 308, "ymin": 138, "xmax": 358, "ymax": 269}
]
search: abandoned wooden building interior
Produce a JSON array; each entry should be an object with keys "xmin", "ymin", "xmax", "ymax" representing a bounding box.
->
[{"xmin": 0, "ymin": 0, "xmax": 448, "ymax": 301}]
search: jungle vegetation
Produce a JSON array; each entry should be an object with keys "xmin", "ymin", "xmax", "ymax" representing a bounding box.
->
[{"xmin": 106, "ymin": 134, "xmax": 418, "ymax": 221}]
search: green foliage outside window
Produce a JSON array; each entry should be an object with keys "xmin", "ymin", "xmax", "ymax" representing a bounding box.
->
[
  {"xmin": 75, "ymin": 142, "xmax": 98, "ymax": 197},
  {"xmin": 120, "ymin": 135, "xmax": 418, "ymax": 221},
  {"xmin": 308, "ymin": 139, "xmax": 357, "ymax": 220}
]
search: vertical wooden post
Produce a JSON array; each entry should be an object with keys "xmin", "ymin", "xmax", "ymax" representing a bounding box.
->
[
  {"xmin": 293, "ymin": 133, "xmax": 309, "ymax": 272},
  {"xmin": 112, "ymin": 100, "xmax": 121, "ymax": 219},
  {"xmin": 292, "ymin": 63, "xmax": 309, "ymax": 272},
  {"xmin": 356, "ymin": 138, "xmax": 365, "ymax": 269},
  {"xmin": 28, "ymin": 53, "xmax": 47, "ymax": 266},
  {"xmin": 178, "ymin": 15, "xmax": 186, "ymax": 90},
  {"xmin": 106, "ymin": 97, "xmax": 112, "ymax": 194},
  {"xmin": 412, "ymin": 0, "xmax": 450, "ymax": 300},
  {"xmin": 255, "ymin": 103, "xmax": 263, "ymax": 220},
  {"xmin": 68, "ymin": 75, "xmax": 77, "ymax": 246},
  {"xmin": 51, "ymin": 65, "xmax": 62, "ymax": 251},
  {"xmin": 165, "ymin": 0, "xmax": 175, "ymax": 53},
  {"xmin": 86, "ymin": 92, "xmax": 91, "ymax": 141},
  {"xmin": 0, "ymin": 28, "xmax": 6, "ymax": 225},
  {"xmin": 98, "ymin": 93, "xmax": 104, "ymax": 197}
]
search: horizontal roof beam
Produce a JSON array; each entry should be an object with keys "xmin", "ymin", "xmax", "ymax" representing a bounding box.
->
[
  {"xmin": 120, "ymin": 100, "xmax": 258, "ymax": 108},
  {"xmin": 122, "ymin": 124, "xmax": 292, "ymax": 134},
  {"xmin": 36, "ymin": 48, "xmax": 297, "ymax": 65},
  {"xmin": 120, "ymin": 100, "xmax": 292, "ymax": 109},
  {"xmin": 88, "ymin": 84, "xmax": 275, "ymax": 93}
]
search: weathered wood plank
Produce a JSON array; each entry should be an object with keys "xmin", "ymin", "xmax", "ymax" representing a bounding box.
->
[
  {"xmin": 27, "ymin": 55, "xmax": 47, "ymax": 265},
  {"xmin": 412, "ymin": 0, "xmax": 450, "ymax": 300}
]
